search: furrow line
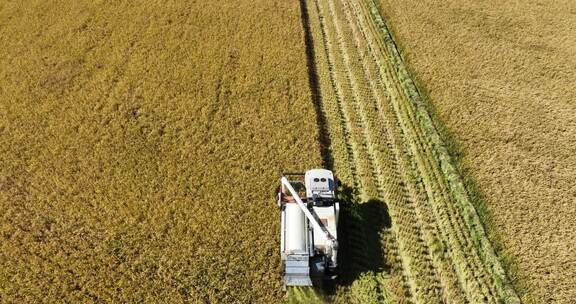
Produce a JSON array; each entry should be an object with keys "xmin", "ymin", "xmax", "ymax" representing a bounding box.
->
[
  {"xmin": 314, "ymin": 0, "xmax": 413, "ymax": 301},
  {"xmin": 349, "ymin": 0, "xmax": 498, "ymax": 301},
  {"xmin": 325, "ymin": 0, "xmax": 445, "ymax": 302},
  {"xmin": 341, "ymin": 0, "xmax": 468, "ymax": 302},
  {"xmin": 355, "ymin": 0, "xmax": 519, "ymax": 302}
]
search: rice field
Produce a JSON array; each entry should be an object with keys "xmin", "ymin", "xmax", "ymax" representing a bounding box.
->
[
  {"xmin": 0, "ymin": 0, "xmax": 320, "ymax": 302},
  {"xmin": 0, "ymin": 0, "xmax": 544, "ymax": 302},
  {"xmin": 375, "ymin": 0, "xmax": 576, "ymax": 302}
]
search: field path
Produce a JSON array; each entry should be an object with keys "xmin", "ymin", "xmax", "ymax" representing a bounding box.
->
[{"xmin": 300, "ymin": 0, "xmax": 521, "ymax": 302}]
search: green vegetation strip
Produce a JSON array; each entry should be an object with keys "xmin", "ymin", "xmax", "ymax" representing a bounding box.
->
[
  {"xmin": 346, "ymin": 0, "xmax": 494, "ymax": 300},
  {"xmin": 342, "ymin": 0, "xmax": 466, "ymax": 301},
  {"xmin": 324, "ymin": 0, "xmax": 445, "ymax": 302},
  {"xmin": 362, "ymin": 0, "xmax": 521, "ymax": 302},
  {"xmin": 300, "ymin": 0, "xmax": 520, "ymax": 301}
]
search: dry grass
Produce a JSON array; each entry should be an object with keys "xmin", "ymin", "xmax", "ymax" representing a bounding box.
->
[
  {"xmin": 0, "ymin": 0, "xmax": 321, "ymax": 302},
  {"xmin": 376, "ymin": 0, "xmax": 576, "ymax": 303}
]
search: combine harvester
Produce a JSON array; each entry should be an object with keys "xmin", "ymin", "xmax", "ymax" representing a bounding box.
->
[{"xmin": 276, "ymin": 169, "xmax": 340, "ymax": 290}]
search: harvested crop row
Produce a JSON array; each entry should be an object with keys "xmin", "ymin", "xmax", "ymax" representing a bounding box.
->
[
  {"xmin": 319, "ymin": 0, "xmax": 446, "ymax": 302},
  {"xmin": 340, "ymin": 0, "xmax": 467, "ymax": 302},
  {"xmin": 304, "ymin": 0, "xmax": 409, "ymax": 302},
  {"xmin": 357, "ymin": 0, "xmax": 520, "ymax": 302},
  {"xmin": 309, "ymin": 0, "xmax": 442, "ymax": 301},
  {"xmin": 302, "ymin": 0, "xmax": 520, "ymax": 302},
  {"xmin": 364, "ymin": 0, "xmax": 519, "ymax": 302},
  {"xmin": 348, "ymin": 0, "xmax": 492, "ymax": 300},
  {"xmin": 343, "ymin": 0, "xmax": 485, "ymax": 300},
  {"xmin": 374, "ymin": 1, "xmax": 576, "ymax": 302},
  {"xmin": 352, "ymin": 0, "xmax": 518, "ymax": 302}
]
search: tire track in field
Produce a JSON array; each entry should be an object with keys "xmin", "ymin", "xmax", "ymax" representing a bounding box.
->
[
  {"xmin": 357, "ymin": 1, "xmax": 519, "ymax": 302},
  {"xmin": 304, "ymin": 0, "xmax": 412, "ymax": 302},
  {"xmin": 302, "ymin": 0, "xmax": 521, "ymax": 302},
  {"xmin": 341, "ymin": 1, "xmax": 467, "ymax": 301},
  {"xmin": 319, "ymin": 0, "xmax": 445, "ymax": 301},
  {"xmin": 307, "ymin": 0, "xmax": 380, "ymax": 279}
]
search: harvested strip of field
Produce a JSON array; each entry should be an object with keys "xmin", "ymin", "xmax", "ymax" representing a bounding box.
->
[
  {"xmin": 0, "ymin": 1, "xmax": 320, "ymax": 302},
  {"xmin": 375, "ymin": 0, "xmax": 576, "ymax": 302},
  {"xmin": 302, "ymin": 0, "xmax": 520, "ymax": 302}
]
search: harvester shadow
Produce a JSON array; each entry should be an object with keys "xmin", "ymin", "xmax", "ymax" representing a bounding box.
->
[{"xmin": 323, "ymin": 184, "xmax": 393, "ymax": 295}]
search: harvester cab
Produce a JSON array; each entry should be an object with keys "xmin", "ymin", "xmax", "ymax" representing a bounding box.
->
[{"xmin": 277, "ymin": 169, "xmax": 340, "ymax": 289}]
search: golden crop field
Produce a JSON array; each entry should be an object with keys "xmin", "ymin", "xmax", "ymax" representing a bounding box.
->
[
  {"xmin": 376, "ymin": 0, "xmax": 576, "ymax": 303},
  {"xmin": 1, "ymin": 0, "xmax": 551, "ymax": 303},
  {"xmin": 0, "ymin": 0, "xmax": 321, "ymax": 302}
]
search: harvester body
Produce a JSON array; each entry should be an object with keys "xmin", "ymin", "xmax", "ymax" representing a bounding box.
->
[{"xmin": 277, "ymin": 169, "xmax": 339, "ymax": 289}]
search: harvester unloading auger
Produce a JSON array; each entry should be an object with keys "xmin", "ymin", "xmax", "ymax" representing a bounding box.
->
[{"xmin": 276, "ymin": 169, "xmax": 340, "ymax": 289}]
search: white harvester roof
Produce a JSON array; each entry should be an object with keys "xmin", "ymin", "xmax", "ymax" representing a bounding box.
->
[{"xmin": 304, "ymin": 169, "xmax": 336, "ymax": 199}]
